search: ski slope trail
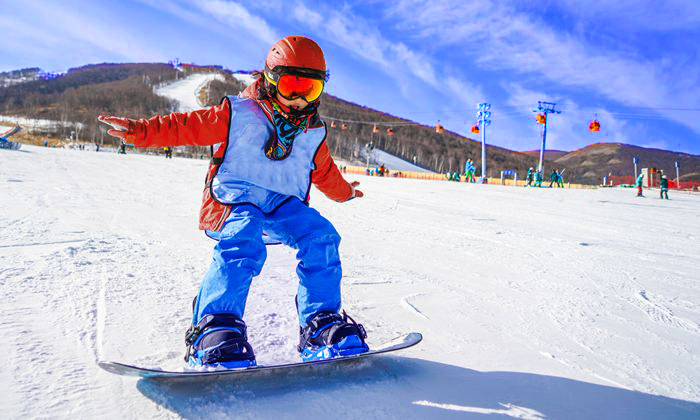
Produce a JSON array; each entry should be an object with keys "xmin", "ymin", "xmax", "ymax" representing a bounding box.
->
[
  {"xmin": 155, "ymin": 73, "xmax": 224, "ymax": 112},
  {"xmin": 1, "ymin": 145, "xmax": 699, "ymax": 419}
]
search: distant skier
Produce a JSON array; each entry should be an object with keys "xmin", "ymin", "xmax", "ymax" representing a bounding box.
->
[
  {"xmin": 164, "ymin": 147, "xmax": 173, "ymax": 159},
  {"xmin": 464, "ymin": 159, "xmax": 476, "ymax": 183},
  {"xmin": 549, "ymin": 169, "xmax": 559, "ymax": 188},
  {"xmin": 535, "ymin": 170, "xmax": 543, "ymax": 187},
  {"xmin": 525, "ymin": 167, "xmax": 534, "ymax": 187},
  {"xmin": 557, "ymin": 169, "xmax": 565, "ymax": 188},
  {"xmin": 99, "ymin": 36, "xmax": 368, "ymax": 369},
  {"xmin": 636, "ymin": 173, "xmax": 644, "ymax": 197},
  {"xmin": 660, "ymin": 175, "xmax": 669, "ymax": 199}
]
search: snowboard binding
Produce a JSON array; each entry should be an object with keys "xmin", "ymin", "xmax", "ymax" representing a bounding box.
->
[
  {"xmin": 298, "ymin": 310, "xmax": 369, "ymax": 362},
  {"xmin": 184, "ymin": 314, "xmax": 256, "ymax": 369}
]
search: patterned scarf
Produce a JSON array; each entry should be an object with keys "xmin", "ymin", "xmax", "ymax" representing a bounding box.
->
[
  {"xmin": 259, "ymin": 99, "xmax": 318, "ymax": 161},
  {"xmin": 240, "ymin": 78, "xmax": 321, "ymax": 161}
]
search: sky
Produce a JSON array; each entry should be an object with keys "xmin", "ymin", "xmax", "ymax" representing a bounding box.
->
[{"xmin": 2, "ymin": 0, "xmax": 700, "ymax": 155}]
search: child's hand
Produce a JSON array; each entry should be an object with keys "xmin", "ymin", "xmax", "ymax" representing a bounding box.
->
[
  {"xmin": 350, "ymin": 181, "xmax": 364, "ymax": 198},
  {"xmin": 98, "ymin": 116, "xmax": 135, "ymax": 144}
]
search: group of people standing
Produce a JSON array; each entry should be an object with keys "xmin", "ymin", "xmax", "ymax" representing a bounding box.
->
[
  {"xmin": 635, "ymin": 172, "xmax": 670, "ymax": 199},
  {"xmin": 445, "ymin": 159, "xmax": 478, "ymax": 182},
  {"xmin": 525, "ymin": 167, "xmax": 565, "ymax": 188}
]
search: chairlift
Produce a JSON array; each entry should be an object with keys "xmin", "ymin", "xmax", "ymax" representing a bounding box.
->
[
  {"xmin": 536, "ymin": 114, "xmax": 546, "ymax": 124},
  {"xmin": 470, "ymin": 125, "xmax": 480, "ymax": 134},
  {"xmin": 386, "ymin": 128, "xmax": 395, "ymax": 137},
  {"xmin": 341, "ymin": 123, "xmax": 349, "ymax": 131},
  {"xmin": 372, "ymin": 125, "xmax": 380, "ymax": 134},
  {"xmin": 435, "ymin": 123, "xmax": 445, "ymax": 134},
  {"xmin": 330, "ymin": 121, "xmax": 337, "ymax": 129}
]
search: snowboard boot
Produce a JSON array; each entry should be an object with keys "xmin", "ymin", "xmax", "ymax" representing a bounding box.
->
[
  {"xmin": 184, "ymin": 313, "xmax": 256, "ymax": 369},
  {"xmin": 298, "ymin": 310, "xmax": 369, "ymax": 362}
]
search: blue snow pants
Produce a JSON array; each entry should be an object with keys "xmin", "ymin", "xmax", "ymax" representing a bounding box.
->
[{"xmin": 193, "ymin": 198, "xmax": 342, "ymax": 328}]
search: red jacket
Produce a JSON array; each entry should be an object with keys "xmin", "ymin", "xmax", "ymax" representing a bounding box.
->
[{"xmin": 130, "ymin": 98, "xmax": 353, "ymax": 231}]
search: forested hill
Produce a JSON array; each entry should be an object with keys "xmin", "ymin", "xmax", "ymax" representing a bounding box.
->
[{"xmin": 2, "ymin": 63, "xmax": 699, "ymax": 183}]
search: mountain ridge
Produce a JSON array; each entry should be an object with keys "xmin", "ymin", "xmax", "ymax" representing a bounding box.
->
[{"xmin": 2, "ymin": 63, "xmax": 699, "ymax": 182}]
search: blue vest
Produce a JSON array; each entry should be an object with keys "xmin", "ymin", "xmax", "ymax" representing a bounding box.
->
[{"xmin": 211, "ymin": 96, "xmax": 327, "ymax": 213}]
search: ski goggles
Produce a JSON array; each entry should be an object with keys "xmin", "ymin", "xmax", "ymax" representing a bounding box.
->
[{"xmin": 264, "ymin": 67, "xmax": 326, "ymax": 103}]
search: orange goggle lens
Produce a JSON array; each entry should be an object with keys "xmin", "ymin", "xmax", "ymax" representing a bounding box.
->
[{"xmin": 276, "ymin": 74, "xmax": 324, "ymax": 102}]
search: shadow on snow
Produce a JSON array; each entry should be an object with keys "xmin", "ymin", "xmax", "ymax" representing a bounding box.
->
[{"xmin": 136, "ymin": 356, "xmax": 699, "ymax": 419}]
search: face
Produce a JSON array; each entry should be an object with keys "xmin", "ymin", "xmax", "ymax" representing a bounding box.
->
[{"xmin": 275, "ymin": 93, "xmax": 309, "ymax": 110}]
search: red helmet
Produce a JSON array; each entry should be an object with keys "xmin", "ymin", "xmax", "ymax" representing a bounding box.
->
[{"xmin": 265, "ymin": 36, "xmax": 326, "ymax": 74}]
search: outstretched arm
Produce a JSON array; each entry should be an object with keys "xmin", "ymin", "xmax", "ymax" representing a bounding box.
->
[
  {"xmin": 98, "ymin": 100, "xmax": 231, "ymax": 148},
  {"xmin": 311, "ymin": 141, "xmax": 363, "ymax": 201}
]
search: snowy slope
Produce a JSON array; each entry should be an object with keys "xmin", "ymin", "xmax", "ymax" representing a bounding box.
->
[
  {"xmin": 232, "ymin": 72, "xmax": 256, "ymax": 86},
  {"xmin": 370, "ymin": 149, "xmax": 432, "ymax": 173},
  {"xmin": 1, "ymin": 145, "xmax": 699, "ymax": 419},
  {"xmin": 155, "ymin": 73, "xmax": 224, "ymax": 112}
]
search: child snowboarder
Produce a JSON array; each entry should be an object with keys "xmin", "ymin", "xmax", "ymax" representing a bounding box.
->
[{"xmin": 99, "ymin": 36, "xmax": 369, "ymax": 369}]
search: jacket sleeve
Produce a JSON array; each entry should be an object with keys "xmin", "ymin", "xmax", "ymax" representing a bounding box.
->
[
  {"xmin": 311, "ymin": 141, "xmax": 354, "ymax": 202},
  {"xmin": 131, "ymin": 100, "xmax": 230, "ymax": 148}
]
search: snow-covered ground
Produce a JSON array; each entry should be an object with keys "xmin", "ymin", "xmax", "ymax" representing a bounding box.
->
[
  {"xmin": 1, "ymin": 144, "xmax": 699, "ymax": 419},
  {"xmin": 155, "ymin": 73, "xmax": 224, "ymax": 112},
  {"xmin": 0, "ymin": 115, "xmax": 84, "ymax": 133}
]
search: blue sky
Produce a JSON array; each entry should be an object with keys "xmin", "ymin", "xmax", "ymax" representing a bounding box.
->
[{"xmin": 2, "ymin": 0, "xmax": 700, "ymax": 154}]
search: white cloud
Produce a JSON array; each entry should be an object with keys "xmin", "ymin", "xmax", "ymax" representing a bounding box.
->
[
  {"xmin": 385, "ymin": 0, "xmax": 700, "ymax": 136},
  {"xmin": 445, "ymin": 76, "xmax": 485, "ymax": 110},
  {"xmin": 290, "ymin": 2, "xmax": 486, "ymax": 103},
  {"xmin": 8, "ymin": 0, "xmax": 164, "ymax": 62},
  {"xmin": 196, "ymin": 0, "xmax": 278, "ymax": 44}
]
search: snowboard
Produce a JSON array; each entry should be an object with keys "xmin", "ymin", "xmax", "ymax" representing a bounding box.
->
[
  {"xmin": 98, "ymin": 332, "xmax": 421, "ymax": 381},
  {"xmin": 0, "ymin": 139, "xmax": 21, "ymax": 150}
]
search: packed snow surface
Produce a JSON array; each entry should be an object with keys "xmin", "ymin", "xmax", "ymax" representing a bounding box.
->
[{"xmin": 1, "ymin": 145, "xmax": 699, "ymax": 419}]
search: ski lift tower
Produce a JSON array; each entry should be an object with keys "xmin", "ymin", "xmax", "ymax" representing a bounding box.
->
[
  {"xmin": 533, "ymin": 101, "xmax": 561, "ymax": 176},
  {"xmin": 476, "ymin": 103, "xmax": 492, "ymax": 183}
]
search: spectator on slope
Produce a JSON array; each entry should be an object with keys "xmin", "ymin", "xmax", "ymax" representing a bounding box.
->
[
  {"xmin": 557, "ymin": 169, "xmax": 565, "ymax": 188},
  {"xmin": 535, "ymin": 170, "xmax": 543, "ymax": 187},
  {"xmin": 525, "ymin": 167, "xmax": 534, "ymax": 187},
  {"xmin": 549, "ymin": 169, "xmax": 559, "ymax": 188},
  {"xmin": 636, "ymin": 173, "xmax": 645, "ymax": 197},
  {"xmin": 464, "ymin": 159, "xmax": 476, "ymax": 183},
  {"xmin": 660, "ymin": 175, "xmax": 669, "ymax": 199},
  {"xmin": 99, "ymin": 36, "xmax": 368, "ymax": 370}
]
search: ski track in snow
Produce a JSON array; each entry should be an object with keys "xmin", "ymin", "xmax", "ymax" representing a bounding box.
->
[
  {"xmin": 2, "ymin": 143, "xmax": 700, "ymax": 418},
  {"xmin": 400, "ymin": 294, "xmax": 430, "ymax": 320}
]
